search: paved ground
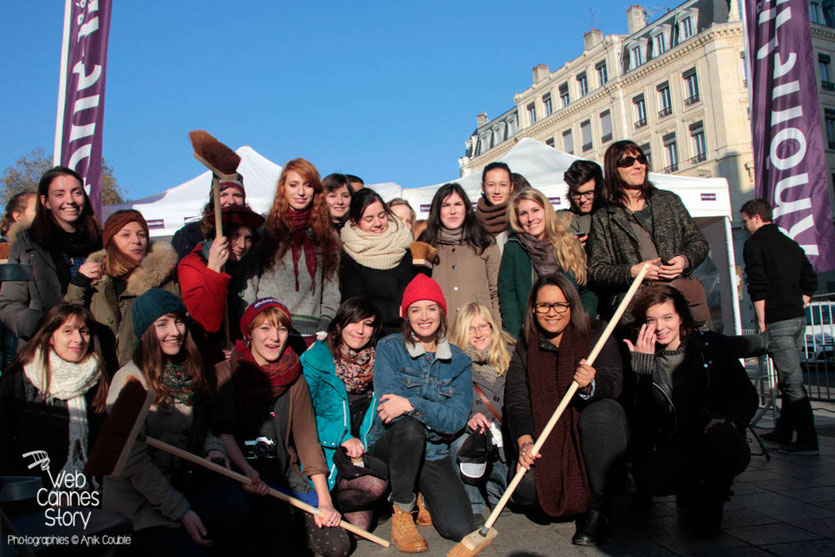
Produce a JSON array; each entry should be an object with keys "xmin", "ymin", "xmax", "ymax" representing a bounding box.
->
[{"xmin": 353, "ymin": 403, "xmax": 835, "ymax": 556}]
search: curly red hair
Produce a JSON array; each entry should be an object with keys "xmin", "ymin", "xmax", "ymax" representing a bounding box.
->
[{"xmin": 263, "ymin": 158, "xmax": 340, "ymax": 278}]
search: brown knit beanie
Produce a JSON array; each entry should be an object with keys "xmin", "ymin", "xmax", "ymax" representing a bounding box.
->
[{"xmin": 102, "ymin": 210, "xmax": 149, "ymax": 277}]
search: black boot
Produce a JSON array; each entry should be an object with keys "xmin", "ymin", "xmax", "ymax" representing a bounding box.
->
[
  {"xmin": 572, "ymin": 495, "xmax": 610, "ymax": 546},
  {"xmin": 761, "ymin": 395, "xmax": 793, "ymax": 444},
  {"xmin": 779, "ymin": 397, "xmax": 819, "ymax": 455}
]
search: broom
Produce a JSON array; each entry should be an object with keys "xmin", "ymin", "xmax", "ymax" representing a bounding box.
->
[
  {"xmin": 447, "ymin": 263, "xmax": 651, "ymax": 557},
  {"xmin": 85, "ymin": 378, "xmax": 390, "ymax": 548}
]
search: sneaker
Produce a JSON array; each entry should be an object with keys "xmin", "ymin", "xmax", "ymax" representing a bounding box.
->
[
  {"xmin": 391, "ymin": 504, "xmax": 428, "ymax": 553},
  {"xmin": 778, "ymin": 442, "xmax": 819, "ymax": 456}
]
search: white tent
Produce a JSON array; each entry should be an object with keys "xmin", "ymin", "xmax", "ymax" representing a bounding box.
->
[{"xmin": 103, "ymin": 146, "xmax": 282, "ymax": 237}]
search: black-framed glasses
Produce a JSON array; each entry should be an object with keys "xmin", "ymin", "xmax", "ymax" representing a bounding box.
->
[
  {"xmin": 534, "ymin": 302, "xmax": 571, "ymax": 314},
  {"xmin": 617, "ymin": 154, "xmax": 648, "ymax": 168},
  {"xmin": 569, "ymin": 190, "xmax": 595, "ymax": 200}
]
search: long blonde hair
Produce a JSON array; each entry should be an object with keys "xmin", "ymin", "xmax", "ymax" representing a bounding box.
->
[
  {"xmin": 451, "ymin": 303, "xmax": 512, "ymax": 375},
  {"xmin": 509, "ymin": 188, "xmax": 588, "ymax": 285}
]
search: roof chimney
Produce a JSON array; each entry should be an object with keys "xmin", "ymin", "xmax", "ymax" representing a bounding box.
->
[
  {"xmin": 532, "ymin": 63, "xmax": 550, "ymax": 85},
  {"xmin": 626, "ymin": 5, "xmax": 647, "ymax": 34},
  {"xmin": 477, "ymin": 113, "xmax": 489, "ymax": 127},
  {"xmin": 584, "ymin": 29, "xmax": 604, "ymax": 50}
]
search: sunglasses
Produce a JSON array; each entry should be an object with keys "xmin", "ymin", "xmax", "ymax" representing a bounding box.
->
[{"xmin": 617, "ymin": 154, "xmax": 648, "ymax": 168}]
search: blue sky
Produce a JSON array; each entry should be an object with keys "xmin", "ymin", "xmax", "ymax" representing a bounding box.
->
[{"xmin": 1, "ymin": 1, "xmax": 676, "ymax": 200}]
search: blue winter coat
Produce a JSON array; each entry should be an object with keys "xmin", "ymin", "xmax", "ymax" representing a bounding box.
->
[
  {"xmin": 367, "ymin": 333, "xmax": 472, "ymax": 461},
  {"xmin": 300, "ymin": 340, "xmax": 377, "ymax": 490}
]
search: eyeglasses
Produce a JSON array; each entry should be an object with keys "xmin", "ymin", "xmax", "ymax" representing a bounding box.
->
[
  {"xmin": 469, "ymin": 323, "xmax": 492, "ymax": 334},
  {"xmin": 534, "ymin": 302, "xmax": 571, "ymax": 314},
  {"xmin": 617, "ymin": 154, "xmax": 648, "ymax": 168},
  {"xmin": 569, "ymin": 191, "xmax": 595, "ymax": 200}
]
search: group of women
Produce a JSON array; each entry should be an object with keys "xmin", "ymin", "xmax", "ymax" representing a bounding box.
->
[{"xmin": 0, "ymin": 139, "xmax": 757, "ymax": 556}]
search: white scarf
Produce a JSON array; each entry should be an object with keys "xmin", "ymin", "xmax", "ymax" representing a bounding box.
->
[
  {"xmin": 24, "ymin": 348, "xmax": 102, "ymax": 478},
  {"xmin": 341, "ymin": 216, "xmax": 413, "ymax": 270}
]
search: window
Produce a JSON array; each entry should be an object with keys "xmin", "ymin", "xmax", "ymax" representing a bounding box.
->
[
  {"xmin": 640, "ymin": 142, "xmax": 652, "ymax": 168},
  {"xmin": 543, "ymin": 93, "xmax": 553, "ymax": 117},
  {"xmin": 826, "ymin": 109, "xmax": 835, "ymax": 149},
  {"xmin": 633, "ymin": 94, "xmax": 647, "ymax": 128},
  {"xmin": 632, "ymin": 46, "xmax": 643, "ymax": 68},
  {"xmin": 681, "ymin": 16, "xmax": 693, "ymax": 39},
  {"xmin": 577, "ymin": 73, "xmax": 589, "ymax": 97},
  {"xmin": 563, "ymin": 128, "xmax": 574, "ymax": 154},
  {"xmin": 690, "ymin": 121, "xmax": 706, "ymax": 163},
  {"xmin": 810, "ymin": 1, "xmax": 825, "ymax": 24},
  {"xmin": 663, "ymin": 132, "xmax": 679, "ymax": 172},
  {"xmin": 596, "ymin": 61, "xmax": 608, "ymax": 86},
  {"xmin": 581, "ymin": 120, "xmax": 593, "ymax": 152},
  {"xmin": 654, "ymin": 34, "xmax": 667, "ymax": 56},
  {"xmin": 527, "ymin": 103, "xmax": 536, "ymax": 125},
  {"xmin": 657, "ymin": 82, "xmax": 672, "ymax": 117},
  {"xmin": 600, "ymin": 110, "xmax": 613, "ymax": 143},
  {"xmin": 820, "ymin": 54, "xmax": 834, "ymax": 90},
  {"xmin": 546, "ymin": 137, "xmax": 555, "ymax": 147},
  {"xmin": 559, "ymin": 83, "xmax": 570, "ymax": 107},
  {"xmin": 683, "ymin": 68, "xmax": 700, "ymax": 104}
]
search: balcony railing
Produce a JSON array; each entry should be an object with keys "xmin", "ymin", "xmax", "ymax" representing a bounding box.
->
[
  {"xmin": 658, "ymin": 106, "xmax": 673, "ymax": 118},
  {"xmin": 684, "ymin": 92, "xmax": 701, "ymax": 105},
  {"xmin": 601, "ymin": 133, "xmax": 613, "ymax": 143},
  {"xmin": 634, "ymin": 118, "xmax": 647, "ymax": 129},
  {"xmin": 663, "ymin": 163, "xmax": 679, "ymax": 173},
  {"xmin": 823, "ymin": 81, "xmax": 835, "ymax": 91},
  {"xmin": 582, "ymin": 142, "xmax": 593, "ymax": 152},
  {"xmin": 690, "ymin": 153, "xmax": 707, "ymax": 164}
]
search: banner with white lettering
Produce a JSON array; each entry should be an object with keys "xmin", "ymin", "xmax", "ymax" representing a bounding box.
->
[
  {"xmin": 56, "ymin": 0, "xmax": 112, "ymax": 218},
  {"xmin": 744, "ymin": 0, "xmax": 835, "ymax": 271}
]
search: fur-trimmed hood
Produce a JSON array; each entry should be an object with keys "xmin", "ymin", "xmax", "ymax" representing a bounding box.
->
[
  {"xmin": 6, "ymin": 220, "xmax": 29, "ymax": 245},
  {"xmin": 85, "ymin": 241, "xmax": 178, "ymax": 297}
]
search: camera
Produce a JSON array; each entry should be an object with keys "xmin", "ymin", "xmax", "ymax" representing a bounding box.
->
[{"xmin": 244, "ymin": 436, "xmax": 277, "ymax": 459}]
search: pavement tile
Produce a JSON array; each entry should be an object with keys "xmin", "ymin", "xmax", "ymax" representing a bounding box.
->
[
  {"xmin": 764, "ymin": 538, "xmax": 835, "ymax": 556},
  {"xmin": 653, "ymin": 532, "xmax": 749, "ymax": 555},
  {"xmin": 812, "ymin": 499, "xmax": 835, "ymax": 512},
  {"xmin": 720, "ymin": 508, "xmax": 782, "ymax": 529},
  {"xmin": 724, "ymin": 523, "xmax": 822, "ymax": 545},
  {"xmin": 783, "ymin": 516, "xmax": 835, "ymax": 538},
  {"xmin": 779, "ymin": 486, "xmax": 835, "ymax": 503},
  {"xmin": 732, "ymin": 492, "xmax": 835, "ymax": 520}
]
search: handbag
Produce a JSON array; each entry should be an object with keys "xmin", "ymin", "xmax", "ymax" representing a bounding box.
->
[{"xmin": 670, "ymin": 275, "xmax": 709, "ymax": 326}]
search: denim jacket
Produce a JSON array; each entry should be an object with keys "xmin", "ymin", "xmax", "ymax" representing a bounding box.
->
[{"xmin": 368, "ymin": 333, "xmax": 473, "ymax": 461}]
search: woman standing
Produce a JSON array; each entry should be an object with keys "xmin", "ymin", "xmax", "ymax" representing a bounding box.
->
[
  {"xmin": 214, "ymin": 298, "xmax": 350, "ymax": 557},
  {"xmin": 246, "ymin": 159, "xmax": 341, "ymax": 339},
  {"xmin": 103, "ymin": 289, "xmax": 247, "ymax": 555},
  {"xmin": 418, "ymin": 183, "xmax": 501, "ymax": 326},
  {"xmin": 449, "ymin": 303, "xmax": 512, "ymax": 519},
  {"xmin": 0, "ymin": 303, "xmax": 107, "ymax": 479},
  {"xmin": 505, "ymin": 274, "xmax": 627, "ymax": 546},
  {"xmin": 0, "ymin": 167, "xmax": 101, "ymax": 342},
  {"xmin": 324, "ymin": 173, "xmax": 353, "ymax": 232},
  {"xmin": 340, "ymin": 189, "xmax": 415, "ymax": 335},
  {"xmin": 368, "ymin": 274, "xmax": 474, "ymax": 553},
  {"xmin": 626, "ymin": 285, "xmax": 757, "ymax": 536},
  {"xmin": 499, "ymin": 188, "xmax": 594, "ymax": 339},
  {"xmin": 588, "ymin": 140, "xmax": 708, "ymax": 323},
  {"xmin": 65, "ymin": 210, "xmax": 179, "ymax": 368},
  {"xmin": 300, "ymin": 298, "xmax": 389, "ymax": 535}
]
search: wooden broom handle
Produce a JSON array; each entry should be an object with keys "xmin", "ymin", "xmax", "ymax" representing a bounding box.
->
[
  {"xmin": 143, "ymin": 436, "xmax": 390, "ymax": 548},
  {"xmin": 212, "ymin": 177, "xmax": 223, "ymax": 240},
  {"xmin": 481, "ymin": 263, "xmax": 651, "ymax": 532}
]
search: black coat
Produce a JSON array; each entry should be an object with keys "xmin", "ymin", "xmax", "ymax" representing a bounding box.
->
[{"xmin": 339, "ymin": 250, "xmax": 415, "ymax": 336}]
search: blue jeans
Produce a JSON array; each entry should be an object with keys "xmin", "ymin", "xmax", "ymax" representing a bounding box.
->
[
  {"xmin": 766, "ymin": 316, "xmax": 807, "ymax": 402},
  {"xmin": 449, "ymin": 431, "xmax": 509, "ymax": 515}
]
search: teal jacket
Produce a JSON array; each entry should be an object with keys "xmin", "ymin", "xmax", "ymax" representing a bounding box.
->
[
  {"xmin": 300, "ymin": 340, "xmax": 377, "ymax": 490},
  {"xmin": 498, "ymin": 235, "xmax": 598, "ymax": 339}
]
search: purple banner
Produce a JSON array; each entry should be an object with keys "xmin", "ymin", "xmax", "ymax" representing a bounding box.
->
[
  {"xmin": 57, "ymin": 0, "xmax": 112, "ymax": 219},
  {"xmin": 745, "ymin": 0, "xmax": 835, "ymax": 271}
]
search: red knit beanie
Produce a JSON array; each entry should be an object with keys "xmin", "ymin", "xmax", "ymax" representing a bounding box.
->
[
  {"xmin": 401, "ymin": 274, "xmax": 447, "ymax": 316},
  {"xmin": 218, "ymin": 173, "xmax": 246, "ymax": 200}
]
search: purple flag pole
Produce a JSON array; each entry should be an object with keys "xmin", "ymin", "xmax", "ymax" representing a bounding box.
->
[
  {"xmin": 52, "ymin": 0, "xmax": 112, "ymax": 221},
  {"xmin": 744, "ymin": 0, "xmax": 835, "ymax": 272}
]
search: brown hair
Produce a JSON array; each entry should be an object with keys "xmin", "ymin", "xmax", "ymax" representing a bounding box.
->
[
  {"xmin": 629, "ymin": 284, "xmax": 696, "ymax": 343},
  {"xmin": 132, "ymin": 313, "xmax": 207, "ymax": 407},
  {"xmin": 245, "ymin": 306, "xmax": 293, "ymax": 338},
  {"xmin": 262, "ymin": 158, "xmax": 340, "ymax": 278},
  {"xmin": 1, "ymin": 191, "xmax": 36, "ymax": 237},
  {"xmin": 603, "ymin": 140, "xmax": 655, "ymax": 207},
  {"xmin": 8, "ymin": 303, "xmax": 108, "ymax": 413},
  {"xmin": 326, "ymin": 297, "xmax": 382, "ymax": 360},
  {"xmin": 739, "ymin": 198, "xmax": 773, "ymax": 223},
  {"xmin": 30, "ymin": 166, "xmax": 101, "ymax": 248},
  {"xmin": 523, "ymin": 274, "xmax": 592, "ymax": 341}
]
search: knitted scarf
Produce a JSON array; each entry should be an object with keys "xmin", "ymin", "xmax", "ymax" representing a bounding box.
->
[
  {"xmin": 23, "ymin": 348, "xmax": 102, "ymax": 478},
  {"xmin": 465, "ymin": 345, "xmax": 501, "ymax": 381},
  {"xmin": 437, "ymin": 226, "xmax": 464, "ymax": 245},
  {"xmin": 334, "ymin": 344, "xmax": 376, "ymax": 394},
  {"xmin": 340, "ymin": 217, "xmax": 412, "ymax": 270},
  {"xmin": 287, "ymin": 207, "xmax": 317, "ymax": 291},
  {"xmin": 476, "ymin": 195, "xmax": 510, "ymax": 236},
  {"xmin": 159, "ymin": 361, "xmax": 198, "ymax": 406},
  {"xmin": 525, "ymin": 324, "xmax": 591, "ymax": 517},
  {"xmin": 235, "ymin": 339, "xmax": 301, "ymax": 401},
  {"xmin": 516, "ymin": 233, "xmax": 560, "ymax": 278}
]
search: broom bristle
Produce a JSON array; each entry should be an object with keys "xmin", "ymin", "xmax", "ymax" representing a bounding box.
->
[
  {"xmin": 188, "ymin": 130, "xmax": 240, "ymax": 177},
  {"xmin": 84, "ymin": 378, "xmax": 153, "ymax": 478},
  {"xmin": 446, "ymin": 527, "xmax": 497, "ymax": 557}
]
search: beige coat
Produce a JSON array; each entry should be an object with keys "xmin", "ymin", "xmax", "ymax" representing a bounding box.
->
[
  {"xmin": 432, "ymin": 242, "xmax": 502, "ymax": 327},
  {"xmin": 64, "ymin": 242, "xmax": 180, "ymax": 367}
]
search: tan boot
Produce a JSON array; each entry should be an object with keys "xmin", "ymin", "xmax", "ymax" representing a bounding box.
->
[
  {"xmin": 415, "ymin": 492, "xmax": 433, "ymax": 526},
  {"xmin": 391, "ymin": 504, "xmax": 428, "ymax": 553}
]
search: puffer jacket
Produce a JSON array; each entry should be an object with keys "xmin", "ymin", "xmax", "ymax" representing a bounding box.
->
[
  {"xmin": 367, "ymin": 333, "xmax": 472, "ymax": 461},
  {"xmin": 64, "ymin": 242, "xmax": 180, "ymax": 367},
  {"xmin": 300, "ymin": 340, "xmax": 377, "ymax": 490}
]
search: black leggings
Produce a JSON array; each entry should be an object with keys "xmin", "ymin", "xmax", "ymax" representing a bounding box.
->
[
  {"xmin": 514, "ymin": 398, "xmax": 629, "ymax": 506},
  {"xmin": 370, "ymin": 416, "xmax": 475, "ymax": 541}
]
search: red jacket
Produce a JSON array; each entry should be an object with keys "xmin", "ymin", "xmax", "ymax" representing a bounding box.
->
[{"xmin": 177, "ymin": 243, "xmax": 230, "ymax": 334}]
